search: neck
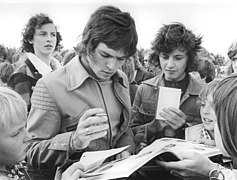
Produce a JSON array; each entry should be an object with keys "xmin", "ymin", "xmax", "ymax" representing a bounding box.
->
[
  {"xmin": 209, "ymin": 130, "xmax": 215, "ymax": 140},
  {"xmin": 34, "ymin": 53, "xmax": 51, "ymax": 66}
]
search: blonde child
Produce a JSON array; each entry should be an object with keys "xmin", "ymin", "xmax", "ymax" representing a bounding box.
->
[
  {"xmin": 185, "ymin": 79, "xmax": 221, "ymax": 146},
  {"xmin": 0, "ymin": 87, "xmax": 31, "ymax": 179}
]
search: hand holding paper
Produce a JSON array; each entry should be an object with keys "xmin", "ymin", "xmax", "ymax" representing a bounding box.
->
[{"xmin": 156, "ymin": 86, "xmax": 181, "ymax": 121}]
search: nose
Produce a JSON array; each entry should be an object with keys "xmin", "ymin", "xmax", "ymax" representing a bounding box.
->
[
  {"xmin": 106, "ymin": 58, "xmax": 119, "ymax": 70},
  {"xmin": 202, "ymin": 105, "xmax": 210, "ymax": 115},
  {"xmin": 166, "ymin": 57, "xmax": 175, "ymax": 68},
  {"xmin": 23, "ymin": 129, "xmax": 32, "ymax": 143}
]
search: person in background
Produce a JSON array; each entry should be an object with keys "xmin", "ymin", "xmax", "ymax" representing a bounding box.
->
[
  {"xmin": 185, "ymin": 79, "xmax": 220, "ymax": 146},
  {"xmin": 8, "ymin": 13, "xmax": 62, "ymax": 112},
  {"xmin": 132, "ymin": 22, "xmax": 204, "ymax": 153},
  {"xmin": 0, "ymin": 44, "xmax": 8, "ymax": 63},
  {"xmin": 0, "ymin": 62, "xmax": 14, "ymax": 87},
  {"xmin": 26, "ymin": 6, "xmax": 138, "ymax": 180},
  {"xmin": 133, "ymin": 52, "xmax": 154, "ymax": 85},
  {"xmin": 61, "ymin": 49, "xmax": 77, "ymax": 66},
  {"xmin": 227, "ymin": 39, "xmax": 237, "ymax": 75},
  {"xmin": 157, "ymin": 73, "xmax": 237, "ymax": 180},
  {"xmin": 196, "ymin": 58, "xmax": 216, "ymax": 83}
]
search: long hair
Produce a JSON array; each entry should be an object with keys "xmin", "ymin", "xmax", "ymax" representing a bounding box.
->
[{"xmin": 213, "ymin": 73, "xmax": 237, "ymax": 167}]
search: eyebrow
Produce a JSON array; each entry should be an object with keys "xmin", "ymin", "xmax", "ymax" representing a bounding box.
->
[{"xmin": 100, "ymin": 50, "xmax": 127, "ymax": 59}]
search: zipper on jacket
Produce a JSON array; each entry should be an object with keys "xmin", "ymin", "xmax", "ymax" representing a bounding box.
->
[{"xmin": 96, "ymin": 81, "xmax": 113, "ymax": 149}]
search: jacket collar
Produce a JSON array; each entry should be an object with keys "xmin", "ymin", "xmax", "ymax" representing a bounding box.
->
[
  {"xmin": 142, "ymin": 72, "xmax": 203, "ymax": 95},
  {"xmin": 66, "ymin": 55, "xmax": 126, "ymax": 91}
]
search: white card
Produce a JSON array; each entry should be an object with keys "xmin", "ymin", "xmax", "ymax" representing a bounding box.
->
[{"xmin": 156, "ymin": 86, "xmax": 181, "ymax": 120}]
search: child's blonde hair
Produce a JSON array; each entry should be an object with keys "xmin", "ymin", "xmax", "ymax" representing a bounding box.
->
[{"xmin": 0, "ymin": 87, "xmax": 27, "ymax": 130}]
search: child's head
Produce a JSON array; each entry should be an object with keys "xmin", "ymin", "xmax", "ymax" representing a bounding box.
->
[
  {"xmin": 0, "ymin": 87, "xmax": 31, "ymax": 167},
  {"xmin": 199, "ymin": 79, "xmax": 220, "ymax": 132}
]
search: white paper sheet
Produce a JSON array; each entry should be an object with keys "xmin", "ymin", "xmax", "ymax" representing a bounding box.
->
[
  {"xmin": 156, "ymin": 86, "xmax": 181, "ymax": 120},
  {"xmin": 79, "ymin": 146, "xmax": 129, "ymax": 172}
]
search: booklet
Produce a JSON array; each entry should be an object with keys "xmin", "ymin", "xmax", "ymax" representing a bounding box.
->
[
  {"xmin": 156, "ymin": 86, "xmax": 181, "ymax": 120},
  {"xmin": 79, "ymin": 138, "xmax": 222, "ymax": 180}
]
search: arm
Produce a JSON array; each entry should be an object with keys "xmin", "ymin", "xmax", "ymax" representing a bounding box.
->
[
  {"xmin": 27, "ymin": 79, "xmax": 110, "ymax": 171},
  {"xmin": 26, "ymin": 79, "xmax": 73, "ymax": 170},
  {"xmin": 131, "ymin": 85, "xmax": 165, "ymax": 149},
  {"xmin": 156, "ymin": 151, "xmax": 217, "ymax": 179}
]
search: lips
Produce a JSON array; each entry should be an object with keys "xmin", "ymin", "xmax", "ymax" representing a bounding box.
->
[
  {"xmin": 45, "ymin": 45, "xmax": 53, "ymax": 48},
  {"xmin": 203, "ymin": 118, "xmax": 213, "ymax": 123}
]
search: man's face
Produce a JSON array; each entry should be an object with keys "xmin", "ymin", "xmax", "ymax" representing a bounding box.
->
[
  {"xmin": 87, "ymin": 43, "xmax": 127, "ymax": 81},
  {"xmin": 159, "ymin": 48, "xmax": 188, "ymax": 82}
]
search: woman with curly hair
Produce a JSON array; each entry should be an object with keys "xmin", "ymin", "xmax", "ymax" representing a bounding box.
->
[
  {"xmin": 132, "ymin": 22, "xmax": 205, "ymax": 151},
  {"xmin": 8, "ymin": 13, "xmax": 62, "ymax": 112}
]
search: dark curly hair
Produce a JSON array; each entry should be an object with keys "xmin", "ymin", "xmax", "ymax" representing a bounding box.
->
[
  {"xmin": 151, "ymin": 22, "xmax": 202, "ymax": 73},
  {"xmin": 21, "ymin": 13, "xmax": 62, "ymax": 53},
  {"xmin": 77, "ymin": 5, "xmax": 138, "ymax": 58}
]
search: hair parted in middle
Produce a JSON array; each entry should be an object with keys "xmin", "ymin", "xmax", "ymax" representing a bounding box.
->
[
  {"xmin": 151, "ymin": 22, "xmax": 202, "ymax": 72},
  {"xmin": 77, "ymin": 5, "xmax": 138, "ymax": 58}
]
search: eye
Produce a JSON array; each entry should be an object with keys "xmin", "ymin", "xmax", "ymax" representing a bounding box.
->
[
  {"xmin": 160, "ymin": 54, "xmax": 169, "ymax": 60},
  {"xmin": 11, "ymin": 131, "xmax": 20, "ymax": 137},
  {"xmin": 117, "ymin": 57, "xmax": 126, "ymax": 61},
  {"xmin": 100, "ymin": 53, "xmax": 110, "ymax": 58},
  {"xmin": 39, "ymin": 32, "xmax": 47, "ymax": 36}
]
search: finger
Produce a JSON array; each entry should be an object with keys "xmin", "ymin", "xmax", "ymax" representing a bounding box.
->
[
  {"xmin": 81, "ymin": 108, "xmax": 105, "ymax": 121},
  {"xmin": 71, "ymin": 168, "xmax": 85, "ymax": 179},
  {"xmin": 88, "ymin": 130, "xmax": 108, "ymax": 140},
  {"xmin": 84, "ymin": 116, "xmax": 108, "ymax": 128},
  {"xmin": 64, "ymin": 162, "xmax": 84, "ymax": 176},
  {"xmin": 86, "ymin": 123, "xmax": 109, "ymax": 135},
  {"xmin": 167, "ymin": 107, "xmax": 186, "ymax": 119}
]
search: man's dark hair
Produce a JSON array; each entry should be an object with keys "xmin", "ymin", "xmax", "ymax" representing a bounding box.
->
[
  {"xmin": 78, "ymin": 6, "xmax": 138, "ymax": 58},
  {"xmin": 151, "ymin": 22, "xmax": 202, "ymax": 72}
]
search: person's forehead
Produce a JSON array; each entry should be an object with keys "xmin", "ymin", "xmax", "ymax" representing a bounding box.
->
[
  {"xmin": 36, "ymin": 23, "xmax": 56, "ymax": 32},
  {"xmin": 161, "ymin": 48, "xmax": 187, "ymax": 55},
  {"xmin": 95, "ymin": 43, "xmax": 126, "ymax": 58}
]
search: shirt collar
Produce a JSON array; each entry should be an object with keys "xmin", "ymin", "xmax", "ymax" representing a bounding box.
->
[{"xmin": 66, "ymin": 55, "xmax": 126, "ymax": 91}]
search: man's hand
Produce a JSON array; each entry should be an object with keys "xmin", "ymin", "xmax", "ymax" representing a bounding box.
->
[
  {"xmin": 159, "ymin": 107, "xmax": 186, "ymax": 137},
  {"xmin": 71, "ymin": 108, "xmax": 109, "ymax": 150}
]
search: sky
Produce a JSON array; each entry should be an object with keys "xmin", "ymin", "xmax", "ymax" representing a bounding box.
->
[{"xmin": 0, "ymin": 0, "xmax": 237, "ymax": 58}]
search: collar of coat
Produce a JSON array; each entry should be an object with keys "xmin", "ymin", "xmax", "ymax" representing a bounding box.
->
[{"xmin": 66, "ymin": 55, "xmax": 127, "ymax": 91}]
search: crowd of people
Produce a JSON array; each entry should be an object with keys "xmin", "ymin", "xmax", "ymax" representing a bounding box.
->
[{"xmin": 0, "ymin": 4, "xmax": 237, "ymax": 180}]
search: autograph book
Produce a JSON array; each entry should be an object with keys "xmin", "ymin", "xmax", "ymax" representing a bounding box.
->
[{"xmin": 79, "ymin": 138, "xmax": 222, "ymax": 180}]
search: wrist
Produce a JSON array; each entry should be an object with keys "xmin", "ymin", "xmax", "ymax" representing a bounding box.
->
[{"xmin": 70, "ymin": 131, "xmax": 82, "ymax": 151}]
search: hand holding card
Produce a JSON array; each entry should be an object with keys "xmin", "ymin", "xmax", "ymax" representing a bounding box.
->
[{"xmin": 156, "ymin": 86, "xmax": 181, "ymax": 120}]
